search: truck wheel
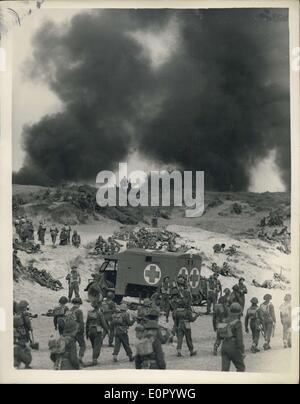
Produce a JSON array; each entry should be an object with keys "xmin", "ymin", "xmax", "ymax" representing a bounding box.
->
[{"xmin": 114, "ymin": 295, "xmax": 123, "ymax": 304}]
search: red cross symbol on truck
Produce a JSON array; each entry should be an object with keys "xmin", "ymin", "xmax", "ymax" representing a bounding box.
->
[
  {"xmin": 189, "ymin": 268, "xmax": 200, "ymax": 288},
  {"xmin": 144, "ymin": 264, "xmax": 161, "ymax": 285}
]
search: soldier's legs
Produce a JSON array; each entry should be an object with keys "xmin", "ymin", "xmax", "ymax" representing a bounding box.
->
[
  {"xmin": 283, "ymin": 323, "xmax": 291, "ymax": 347},
  {"xmin": 76, "ymin": 333, "xmax": 86, "ymax": 359},
  {"xmin": 108, "ymin": 322, "xmax": 115, "ymax": 346},
  {"xmin": 113, "ymin": 335, "xmax": 122, "ymax": 356},
  {"xmin": 250, "ymin": 323, "xmax": 260, "ymax": 351},
  {"xmin": 120, "ymin": 333, "xmax": 133, "ymax": 358},
  {"xmin": 185, "ymin": 329, "xmax": 194, "ymax": 353},
  {"xmin": 214, "ymin": 335, "xmax": 222, "ymax": 355},
  {"xmin": 264, "ymin": 322, "xmax": 273, "ymax": 348},
  {"xmin": 14, "ymin": 345, "xmax": 32, "ymax": 369},
  {"xmin": 231, "ymin": 350, "xmax": 246, "ymax": 372},
  {"xmin": 74, "ymin": 283, "xmax": 80, "ymax": 298},
  {"xmin": 177, "ymin": 329, "xmax": 184, "ymax": 353},
  {"xmin": 90, "ymin": 332, "xmax": 102, "ymax": 360},
  {"xmin": 221, "ymin": 349, "xmax": 231, "ymax": 372},
  {"xmin": 68, "ymin": 285, "xmax": 74, "ymax": 301}
]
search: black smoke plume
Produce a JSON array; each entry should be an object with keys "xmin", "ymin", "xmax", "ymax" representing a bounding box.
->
[{"xmin": 13, "ymin": 9, "xmax": 290, "ymax": 190}]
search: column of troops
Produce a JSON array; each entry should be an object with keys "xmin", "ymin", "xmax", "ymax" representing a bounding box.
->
[{"xmin": 13, "ymin": 265, "xmax": 292, "ymax": 372}]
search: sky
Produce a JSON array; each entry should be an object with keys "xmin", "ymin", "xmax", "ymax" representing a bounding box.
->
[{"xmin": 10, "ymin": 6, "xmax": 290, "ymax": 192}]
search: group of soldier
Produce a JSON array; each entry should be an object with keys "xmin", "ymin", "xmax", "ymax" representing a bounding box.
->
[
  {"xmin": 94, "ymin": 236, "xmax": 122, "ymax": 256},
  {"xmin": 14, "ymin": 218, "xmax": 81, "ymax": 248}
]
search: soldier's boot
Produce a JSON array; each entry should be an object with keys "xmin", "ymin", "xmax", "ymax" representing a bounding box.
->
[
  {"xmin": 190, "ymin": 350, "xmax": 197, "ymax": 357},
  {"xmin": 128, "ymin": 355, "xmax": 134, "ymax": 362},
  {"xmin": 263, "ymin": 342, "xmax": 271, "ymax": 350},
  {"xmin": 177, "ymin": 350, "xmax": 182, "ymax": 357},
  {"xmin": 25, "ymin": 364, "xmax": 32, "ymax": 369},
  {"xmin": 113, "ymin": 355, "xmax": 118, "ymax": 363},
  {"xmin": 283, "ymin": 340, "xmax": 288, "ymax": 349}
]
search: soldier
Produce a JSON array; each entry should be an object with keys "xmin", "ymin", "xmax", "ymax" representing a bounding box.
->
[
  {"xmin": 27, "ymin": 219, "xmax": 35, "ymax": 241},
  {"xmin": 258, "ymin": 294, "xmax": 276, "ymax": 350},
  {"xmin": 72, "ymin": 230, "xmax": 81, "ymax": 248},
  {"xmin": 65, "ymin": 223, "xmax": 72, "ymax": 244},
  {"xmin": 112, "ymin": 303, "xmax": 135, "ymax": 363},
  {"xmin": 102, "ymin": 291, "xmax": 117, "ymax": 347},
  {"xmin": 49, "ymin": 319, "xmax": 80, "ymax": 370},
  {"xmin": 59, "ymin": 227, "xmax": 68, "ymax": 246},
  {"xmin": 176, "ymin": 275, "xmax": 192, "ymax": 307},
  {"xmin": 213, "ymin": 243, "xmax": 226, "ymax": 253},
  {"xmin": 230, "ymin": 285, "xmax": 244, "ymax": 307},
  {"xmin": 13, "ymin": 300, "xmax": 33, "ymax": 369},
  {"xmin": 236, "ymin": 277, "xmax": 248, "ymax": 311},
  {"xmin": 221, "ymin": 303, "xmax": 245, "ymax": 372},
  {"xmin": 135, "ymin": 321, "xmax": 166, "ymax": 369},
  {"xmin": 159, "ymin": 276, "xmax": 172, "ymax": 322},
  {"xmin": 279, "ymin": 294, "xmax": 292, "ymax": 348},
  {"xmin": 20, "ymin": 218, "xmax": 29, "ymax": 242},
  {"xmin": 66, "ymin": 266, "xmax": 81, "ymax": 302},
  {"xmin": 245, "ymin": 297, "xmax": 261, "ymax": 353},
  {"xmin": 66, "ymin": 297, "xmax": 86, "ymax": 364},
  {"xmin": 206, "ymin": 273, "xmax": 222, "ymax": 314},
  {"xmin": 213, "ymin": 291, "xmax": 231, "ymax": 355},
  {"xmin": 174, "ymin": 300, "xmax": 199, "ymax": 357},
  {"xmin": 37, "ymin": 221, "xmax": 46, "ymax": 245},
  {"xmin": 50, "ymin": 224, "xmax": 59, "ymax": 246},
  {"xmin": 86, "ymin": 301, "xmax": 109, "ymax": 366},
  {"xmin": 53, "ymin": 296, "xmax": 69, "ymax": 336}
]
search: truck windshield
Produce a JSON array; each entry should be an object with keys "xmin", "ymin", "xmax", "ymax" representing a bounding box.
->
[{"xmin": 99, "ymin": 260, "xmax": 117, "ymax": 272}]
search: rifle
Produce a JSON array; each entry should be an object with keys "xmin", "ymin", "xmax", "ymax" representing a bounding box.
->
[{"xmin": 258, "ymin": 322, "xmax": 265, "ymax": 339}]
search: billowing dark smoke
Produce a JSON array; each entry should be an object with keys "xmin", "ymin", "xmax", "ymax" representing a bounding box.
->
[{"xmin": 13, "ymin": 8, "xmax": 290, "ymax": 190}]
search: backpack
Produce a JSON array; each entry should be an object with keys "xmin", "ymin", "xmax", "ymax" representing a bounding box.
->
[
  {"xmin": 69, "ymin": 272, "xmax": 79, "ymax": 284},
  {"xmin": 136, "ymin": 337, "xmax": 154, "ymax": 357},
  {"xmin": 13, "ymin": 314, "xmax": 27, "ymax": 339},
  {"xmin": 259, "ymin": 303, "xmax": 272, "ymax": 322},
  {"xmin": 48, "ymin": 336, "xmax": 66, "ymax": 355},
  {"xmin": 217, "ymin": 319, "xmax": 239, "ymax": 339},
  {"xmin": 64, "ymin": 309, "xmax": 77, "ymax": 324},
  {"xmin": 247, "ymin": 307, "xmax": 258, "ymax": 320},
  {"xmin": 53, "ymin": 306, "xmax": 66, "ymax": 317}
]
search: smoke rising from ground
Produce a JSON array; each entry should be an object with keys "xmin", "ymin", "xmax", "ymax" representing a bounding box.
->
[{"xmin": 13, "ymin": 9, "xmax": 290, "ymax": 190}]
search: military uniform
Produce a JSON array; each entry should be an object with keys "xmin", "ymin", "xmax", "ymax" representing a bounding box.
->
[
  {"xmin": 245, "ymin": 298, "xmax": 260, "ymax": 352},
  {"xmin": 112, "ymin": 305, "xmax": 134, "ymax": 362},
  {"xmin": 135, "ymin": 321, "xmax": 166, "ymax": 369},
  {"xmin": 13, "ymin": 301, "xmax": 33, "ymax": 369},
  {"xmin": 160, "ymin": 278, "xmax": 171, "ymax": 322},
  {"xmin": 67, "ymin": 301, "xmax": 86, "ymax": 360},
  {"xmin": 53, "ymin": 301, "xmax": 69, "ymax": 336},
  {"xmin": 102, "ymin": 296, "xmax": 117, "ymax": 346},
  {"xmin": 213, "ymin": 294, "xmax": 230, "ymax": 355},
  {"xmin": 280, "ymin": 295, "xmax": 292, "ymax": 348},
  {"xmin": 86, "ymin": 304, "xmax": 109, "ymax": 364},
  {"xmin": 236, "ymin": 279, "xmax": 247, "ymax": 311},
  {"xmin": 72, "ymin": 231, "xmax": 81, "ymax": 248},
  {"xmin": 174, "ymin": 306, "xmax": 198, "ymax": 356},
  {"xmin": 50, "ymin": 225, "xmax": 59, "ymax": 245},
  {"xmin": 37, "ymin": 223, "xmax": 46, "ymax": 245},
  {"xmin": 59, "ymin": 228, "xmax": 68, "ymax": 245},
  {"xmin": 221, "ymin": 303, "xmax": 245, "ymax": 372},
  {"xmin": 206, "ymin": 275, "xmax": 221, "ymax": 314},
  {"xmin": 66, "ymin": 268, "xmax": 81, "ymax": 302},
  {"xmin": 258, "ymin": 295, "xmax": 276, "ymax": 350}
]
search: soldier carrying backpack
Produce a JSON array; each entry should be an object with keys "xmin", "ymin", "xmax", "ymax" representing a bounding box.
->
[
  {"xmin": 49, "ymin": 319, "xmax": 80, "ymax": 370},
  {"xmin": 135, "ymin": 320, "xmax": 166, "ymax": 369},
  {"xmin": 13, "ymin": 301, "xmax": 33, "ymax": 369},
  {"xmin": 86, "ymin": 301, "xmax": 109, "ymax": 366},
  {"xmin": 258, "ymin": 294, "xmax": 276, "ymax": 350},
  {"xmin": 245, "ymin": 297, "xmax": 261, "ymax": 353},
  {"xmin": 219, "ymin": 303, "xmax": 245, "ymax": 372},
  {"xmin": 112, "ymin": 304, "xmax": 135, "ymax": 363},
  {"xmin": 174, "ymin": 300, "xmax": 199, "ymax": 357},
  {"xmin": 53, "ymin": 296, "xmax": 69, "ymax": 335},
  {"xmin": 213, "ymin": 289, "xmax": 231, "ymax": 356},
  {"xmin": 65, "ymin": 297, "xmax": 86, "ymax": 364}
]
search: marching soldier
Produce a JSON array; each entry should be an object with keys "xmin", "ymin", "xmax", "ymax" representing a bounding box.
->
[
  {"xmin": 135, "ymin": 321, "xmax": 166, "ymax": 369},
  {"xmin": 66, "ymin": 297, "xmax": 86, "ymax": 364},
  {"xmin": 72, "ymin": 230, "xmax": 81, "ymax": 248},
  {"xmin": 59, "ymin": 227, "xmax": 68, "ymax": 246},
  {"xmin": 86, "ymin": 301, "xmax": 109, "ymax": 366},
  {"xmin": 159, "ymin": 276, "xmax": 172, "ymax": 322},
  {"xmin": 245, "ymin": 297, "xmax": 261, "ymax": 353},
  {"xmin": 112, "ymin": 304, "xmax": 135, "ymax": 363},
  {"xmin": 102, "ymin": 291, "xmax": 117, "ymax": 347},
  {"xmin": 174, "ymin": 300, "xmax": 199, "ymax": 357},
  {"xmin": 37, "ymin": 221, "xmax": 47, "ymax": 245},
  {"xmin": 49, "ymin": 319, "xmax": 80, "ymax": 370},
  {"xmin": 53, "ymin": 296, "xmax": 69, "ymax": 335},
  {"xmin": 236, "ymin": 277, "xmax": 247, "ymax": 311},
  {"xmin": 65, "ymin": 223, "xmax": 72, "ymax": 244},
  {"xmin": 206, "ymin": 273, "xmax": 222, "ymax": 314},
  {"xmin": 279, "ymin": 294, "xmax": 292, "ymax": 348},
  {"xmin": 213, "ymin": 290, "xmax": 231, "ymax": 355},
  {"xmin": 230, "ymin": 284, "xmax": 244, "ymax": 307},
  {"xmin": 66, "ymin": 266, "xmax": 81, "ymax": 302},
  {"xmin": 258, "ymin": 294, "xmax": 276, "ymax": 350},
  {"xmin": 50, "ymin": 224, "xmax": 59, "ymax": 246},
  {"xmin": 221, "ymin": 303, "xmax": 245, "ymax": 372}
]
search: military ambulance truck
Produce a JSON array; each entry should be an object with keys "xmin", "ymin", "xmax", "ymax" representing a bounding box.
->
[{"xmin": 94, "ymin": 248, "xmax": 207, "ymax": 305}]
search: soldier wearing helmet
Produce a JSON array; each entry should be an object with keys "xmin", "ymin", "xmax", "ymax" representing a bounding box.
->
[
  {"xmin": 258, "ymin": 294, "xmax": 276, "ymax": 350},
  {"xmin": 245, "ymin": 297, "xmax": 261, "ymax": 353},
  {"xmin": 13, "ymin": 300, "xmax": 33, "ymax": 369},
  {"xmin": 221, "ymin": 303, "xmax": 245, "ymax": 372},
  {"xmin": 86, "ymin": 301, "xmax": 109, "ymax": 366},
  {"xmin": 212, "ymin": 289, "xmax": 231, "ymax": 355},
  {"xmin": 206, "ymin": 273, "xmax": 222, "ymax": 314},
  {"xmin": 111, "ymin": 303, "xmax": 135, "ymax": 363},
  {"xmin": 101, "ymin": 290, "xmax": 117, "ymax": 347}
]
